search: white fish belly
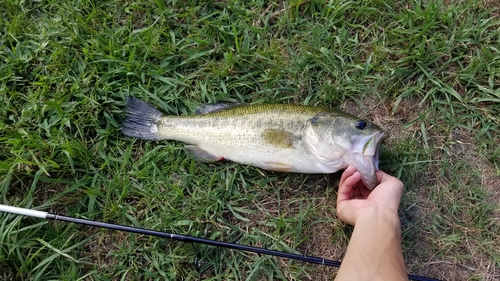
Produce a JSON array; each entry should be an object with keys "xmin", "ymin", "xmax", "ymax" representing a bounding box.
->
[{"xmin": 206, "ymin": 143, "xmax": 346, "ymax": 173}]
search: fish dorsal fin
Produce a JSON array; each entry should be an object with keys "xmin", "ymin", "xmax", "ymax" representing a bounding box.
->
[
  {"xmin": 195, "ymin": 103, "xmax": 241, "ymax": 114},
  {"xmin": 262, "ymin": 129, "xmax": 300, "ymax": 149}
]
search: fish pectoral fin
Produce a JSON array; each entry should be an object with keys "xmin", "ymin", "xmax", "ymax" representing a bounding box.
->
[
  {"xmin": 262, "ymin": 129, "xmax": 299, "ymax": 149},
  {"xmin": 184, "ymin": 145, "xmax": 223, "ymax": 162},
  {"xmin": 195, "ymin": 103, "xmax": 240, "ymax": 114},
  {"xmin": 262, "ymin": 161, "xmax": 294, "ymax": 172}
]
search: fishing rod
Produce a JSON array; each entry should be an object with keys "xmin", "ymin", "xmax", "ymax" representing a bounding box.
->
[{"xmin": 0, "ymin": 204, "xmax": 440, "ymax": 281}]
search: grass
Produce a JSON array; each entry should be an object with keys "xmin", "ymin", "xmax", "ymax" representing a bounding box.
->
[{"xmin": 1, "ymin": 0, "xmax": 499, "ymax": 280}]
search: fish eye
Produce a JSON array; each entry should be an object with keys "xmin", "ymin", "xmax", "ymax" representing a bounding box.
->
[{"xmin": 356, "ymin": 120, "xmax": 367, "ymax": 130}]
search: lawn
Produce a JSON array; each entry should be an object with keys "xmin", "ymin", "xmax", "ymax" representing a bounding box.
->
[{"xmin": 1, "ymin": 0, "xmax": 499, "ymax": 280}]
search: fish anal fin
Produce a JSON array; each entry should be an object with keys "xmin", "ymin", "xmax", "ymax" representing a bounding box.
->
[
  {"xmin": 195, "ymin": 103, "xmax": 240, "ymax": 114},
  {"xmin": 262, "ymin": 161, "xmax": 294, "ymax": 172},
  {"xmin": 262, "ymin": 129, "xmax": 298, "ymax": 149},
  {"xmin": 184, "ymin": 145, "xmax": 223, "ymax": 162}
]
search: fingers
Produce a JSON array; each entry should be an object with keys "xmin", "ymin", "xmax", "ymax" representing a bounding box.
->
[
  {"xmin": 339, "ymin": 165, "xmax": 357, "ymax": 187},
  {"xmin": 337, "ymin": 167, "xmax": 405, "ymax": 226},
  {"xmin": 337, "ymin": 167, "xmax": 361, "ymax": 204}
]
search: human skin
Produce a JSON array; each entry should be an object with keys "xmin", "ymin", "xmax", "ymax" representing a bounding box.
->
[{"xmin": 334, "ymin": 166, "xmax": 409, "ymax": 281}]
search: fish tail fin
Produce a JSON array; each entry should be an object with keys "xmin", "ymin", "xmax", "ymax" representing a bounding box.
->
[{"xmin": 121, "ymin": 97, "xmax": 163, "ymax": 140}]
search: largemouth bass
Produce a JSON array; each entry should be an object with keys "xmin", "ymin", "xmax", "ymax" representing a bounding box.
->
[{"xmin": 122, "ymin": 97, "xmax": 386, "ymax": 189}]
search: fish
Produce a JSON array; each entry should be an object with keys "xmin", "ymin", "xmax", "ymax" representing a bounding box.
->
[{"xmin": 121, "ymin": 97, "xmax": 387, "ymax": 189}]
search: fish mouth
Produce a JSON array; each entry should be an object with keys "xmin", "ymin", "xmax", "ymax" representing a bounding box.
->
[
  {"xmin": 352, "ymin": 131, "xmax": 387, "ymax": 158},
  {"xmin": 372, "ymin": 131, "xmax": 387, "ymax": 170},
  {"xmin": 347, "ymin": 131, "xmax": 387, "ymax": 190}
]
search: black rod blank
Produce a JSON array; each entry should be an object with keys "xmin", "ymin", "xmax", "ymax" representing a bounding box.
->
[{"xmin": 46, "ymin": 213, "xmax": 340, "ymax": 267}]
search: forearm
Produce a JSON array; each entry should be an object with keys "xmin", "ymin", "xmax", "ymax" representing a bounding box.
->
[{"xmin": 335, "ymin": 210, "xmax": 408, "ymax": 281}]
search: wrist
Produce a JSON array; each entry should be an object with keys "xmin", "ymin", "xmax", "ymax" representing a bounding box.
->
[{"xmin": 354, "ymin": 206, "xmax": 401, "ymax": 227}]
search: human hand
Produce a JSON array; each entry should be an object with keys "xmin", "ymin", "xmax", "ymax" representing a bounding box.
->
[{"xmin": 336, "ymin": 166, "xmax": 404, "ymax": 226}]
